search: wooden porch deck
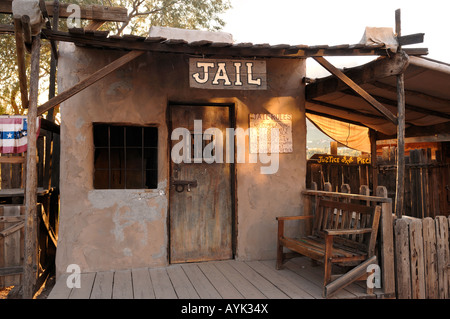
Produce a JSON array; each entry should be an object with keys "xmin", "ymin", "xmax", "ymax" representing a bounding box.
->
[{"xmin": 47, "ymin": 257, "xmax": 382, "ymax": 299}]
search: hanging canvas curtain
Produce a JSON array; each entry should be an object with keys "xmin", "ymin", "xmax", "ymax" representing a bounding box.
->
[{"xmin": 306, "ymin": 113, "xmax": 370, "ymax": 153}]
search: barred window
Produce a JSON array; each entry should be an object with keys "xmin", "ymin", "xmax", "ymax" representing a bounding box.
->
[{"xmin": 93, "ymin": 124, "xmax": 158, "ymax": 189}]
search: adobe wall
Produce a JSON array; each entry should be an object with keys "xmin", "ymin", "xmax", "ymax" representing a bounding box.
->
[{"xmin": 55, "ymin": 42, "xmax": 306, "ymax": 276}]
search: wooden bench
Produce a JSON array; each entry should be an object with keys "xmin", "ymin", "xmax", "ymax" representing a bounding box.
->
[{"xmin": 276, "ymin": 198, "xmax": 381, "ymax": 297}]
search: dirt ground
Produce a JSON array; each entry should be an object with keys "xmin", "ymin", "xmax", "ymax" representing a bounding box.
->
[{"xmin": 0, "ymin": 275, "xmax": 56, "ymax": 299}]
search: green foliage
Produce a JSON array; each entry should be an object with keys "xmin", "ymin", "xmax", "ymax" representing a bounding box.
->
[{"xmin": 0, "ymin": 0, "xmax": 232, "ymax": 116}]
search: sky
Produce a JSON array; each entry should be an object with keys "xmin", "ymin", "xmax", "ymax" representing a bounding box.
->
[{"xmin": 220, "ymin": 0, "xmax": 450, "ymax": 77}]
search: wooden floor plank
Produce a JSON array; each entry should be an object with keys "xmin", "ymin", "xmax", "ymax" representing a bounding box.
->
[
  {"xmin": 247, "ymin": 260, "xmax": 314, "ymax": 299},
  {"xmin": 47, "ymin": 258, "xmax": 382, "ymax": 299},
  {"xmin": 290, "ymin": 257, "xmax": 361, "ymax": 299},
  {"xmin": 132, "ymin": 268, "xmax": 155, "ymax": 299},
  {"xmin": 166, "ymin": 265, "xmax": 199, "ymax": 299},
  {"xmin": 277, "ymin": 260, "xmax": 324, "ymax": 299},
  {"xmin": 198, "ymin": 262, "xmax": 243, "ymax": 299},
  {"xmin": 47, "ymin": 273, "xmax": 72, "ymax": 299},
  {"xmin": 90, "ymin": 271, "xmax": 114, "ymax": 299},
  {"xmin": 69, "ymin": 272, "xmax": 96, "ymax": 299},
  {"xmin": 181, "ymin": 264, "xmax": 221, "ymax": 299},
  {"xmin": 229, "ymin": 260, "xmax": 289, "ymax": 299},
  {"xmin": 113, "ymin": 269, "xmax": 133, "ymax": 299},
  {"xmin": 214, "ymin": 261, "xmax": 267, "ymax": 299},
  {"xmin": 149, "ymin": 268, "xmax": 177, "ymax": 299}
]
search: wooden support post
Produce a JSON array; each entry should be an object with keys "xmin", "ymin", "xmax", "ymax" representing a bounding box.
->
[
  {"xmin": 37, "ymin": 50, "xmax": 145, "ymax": 116},
  {"xmin": 376, "ymin": 186, "xmax": 395, "ymax": 296},
  {"xmin": 13, "ymin": 16, "xmax": 29, "ymax": 109},
  {"xmin": 21, "ymin": 15, "xmax": 32, "ymax": 51},
  {"xmin": 395, "ymin": 8, "xmax": 406, "ymax": 218},
  {"xmin": 370, "ymin": 129, "xmax": 378, "ymax": 192},
  {"xmin": 23, "ymin": 34, "xmax": 41, "ymax": 299},
  {"xmin": 47, "ymin": 0, "xmax": 59, "ymax": 121}
]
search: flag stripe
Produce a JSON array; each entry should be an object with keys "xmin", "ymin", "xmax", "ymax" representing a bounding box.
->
[{"xmin": 0, "ymin": 116, "xmax": 40, "ymax": 154}]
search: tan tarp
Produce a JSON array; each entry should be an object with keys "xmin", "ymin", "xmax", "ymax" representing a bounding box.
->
[
  {"xmin": 11, "ymin": 0, "xmax": 44, "ymax": 35},
  {"xmin": 359, "ymin": 27, "xmax": 398, "ymax": 52},
  {"xmin": 306, "ymin": 113, "xmax": 370, "ymax": 153}
]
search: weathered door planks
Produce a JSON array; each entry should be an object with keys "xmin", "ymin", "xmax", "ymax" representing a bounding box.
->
[{"xmin": 169, "ymin": 105, "xmax": 233, "ymax": 263}]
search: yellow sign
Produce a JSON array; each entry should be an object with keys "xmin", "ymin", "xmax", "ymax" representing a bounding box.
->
[{"xmin": 311, "ymin": 154, "xmax": 371, "ymax": 165}]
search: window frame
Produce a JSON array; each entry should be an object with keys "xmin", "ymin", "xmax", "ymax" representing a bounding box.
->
[{"xmin": 93, "ymin": 123, "xmax": 158, "ymax": 190}]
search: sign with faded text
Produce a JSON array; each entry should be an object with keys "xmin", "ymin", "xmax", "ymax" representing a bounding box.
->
[
  {"xmin": 249, "ymin": 114, "xmax": 293, "ymax": 153},
  {"xmin": 189, "ymin": 58, "xmax": 267, "ymax": 90},
  {"xmin": 310, "ymin": 153, "xmax": 371, "ymax": 165}
]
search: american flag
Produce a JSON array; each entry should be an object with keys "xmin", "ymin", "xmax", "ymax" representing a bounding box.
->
[{"xmin": 0, "ymin": 116, "xmax": 40, "ymax": 154}]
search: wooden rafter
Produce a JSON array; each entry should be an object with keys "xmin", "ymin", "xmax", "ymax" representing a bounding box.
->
[
  {"xmin": 306, "ymin": 52, "xmax": 410, "ymax": 99},
  {"xmin": 313, "ymin": 56, "xmax": 398, "ymax": 125},
  {"xmin": 372, "ymin": 81, "xmax": 450, "ymax": 109},
  {"xmin": 341, "ymin": 89, "xmax": 450, "ymax": 120},
  {"xmin": 37, "ymin": 50, "xmax": 145, "ymax": 116}
]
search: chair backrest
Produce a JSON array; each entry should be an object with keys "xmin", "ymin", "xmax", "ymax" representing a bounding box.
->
[{"xmin": 313, "ymin": 199, "xmax": 381, "ymax": 256}]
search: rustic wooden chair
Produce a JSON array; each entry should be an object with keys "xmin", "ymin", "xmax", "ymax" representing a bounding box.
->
[{"xmin": 276, "ymin": 198, "xmax": 381, "ymax": 297}]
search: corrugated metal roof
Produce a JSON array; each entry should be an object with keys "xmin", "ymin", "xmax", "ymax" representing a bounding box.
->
[{"xmin": 42, "ymin": 28, "xmax": 428, "ymax": 59}]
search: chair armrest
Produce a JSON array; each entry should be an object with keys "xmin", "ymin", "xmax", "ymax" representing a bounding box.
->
[
  {"xmin": 324, "ymin": 228, "xmax": 373, "ymax": 236},
  {"xmin": 276, "ymin": 215, "xmax": 313, "ymax": 221}
]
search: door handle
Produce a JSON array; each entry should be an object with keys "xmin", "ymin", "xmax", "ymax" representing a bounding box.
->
[{"xmin": 170, "ymin": 178, "xmax": 198, "ymax": 193}]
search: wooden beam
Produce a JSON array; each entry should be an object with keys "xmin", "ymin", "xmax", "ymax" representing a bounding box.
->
[
  {"xmin": 41, "ymin": 29, "xmax": 428, "ymax": 59},
  {"xmin": 306, "ymin": 53, "xmax": 410, "ymax": 99},
  {"xmin": 0, "ymin": 0, "xmax": 128, "ymax": 22},
  {"xmin": 313, "ymin": 56, "xmax": 398, "ymax": 125},
  {"xmin": 395, "ymin": 8, "xmax": 406, "ymax": 219},
  {"xmin": 376, "ymin": 186, "xmax": 396, "ymax": 296},
  {"xmin": 0, "ymin": 23, "xmax": 14, "ymax": 33},
  {"xmin": 13, "ymin": 16, "xmax": 29, "ymax": 109},
  {"xmin": 47, "ymin": 0, "xmax": 60, "ymax": 120},
  {"xmin": 372, "ymin": 81, "xmax": 450, "ymax": 110},
  {"xmin": 370, "ymin": 129, "xmax": 378, "ymax": 191},
  {"xmin": 324, "ymin": 255, "xmax": 377, "ymax": 297},
  {"xmin": 37, "ymin": 50, "xmax": 145, "ymax": 116},
  {"xmin": 398, "ymin": 33, "xmax": 425, "ymax": 46},
  {"xmin": 302, "ymin": 189, "xmax": 392, "ymax": 203},
  {"xmin": 341, "ymin": 89, "xmax": 450, "ymax": 120},
  {"xmin": 307, "ymin": 99, "xmax": 389, "ymax": 121},
  {"xmin": 305, "ymin": 109, "xmax": 369, "ymax": 128},
  {"xmin": 85, "ymin": 20, "xmax": 106, "ymax": 31},
  {"xmin": 23, "ymin": 34, "xmax": 41, "ymax": 300}
]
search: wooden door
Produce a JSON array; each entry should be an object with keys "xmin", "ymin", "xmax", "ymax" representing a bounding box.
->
[{"xmin": 169, "ymin": 105, "xmax": 234, "ymax": 263}]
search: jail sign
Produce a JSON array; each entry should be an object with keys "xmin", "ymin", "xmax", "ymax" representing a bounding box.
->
[{"xmin": 189, "ymin": 58, "xmax": 267, "ymax": 90}]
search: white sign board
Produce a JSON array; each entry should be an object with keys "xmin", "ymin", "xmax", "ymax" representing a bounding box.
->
[{"xmin": 249, "ymin": 114, "xmax": 293, "ymax": 153}]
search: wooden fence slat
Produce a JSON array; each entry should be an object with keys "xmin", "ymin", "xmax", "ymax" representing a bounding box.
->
[
  {"xmin": 377, "ymin": 186, "xmax": 395, "ymax": 296},
  {"xmin": 409, "ymin": 218, "xmax": 426, "ymax": 299},
  {"xmin": 3, "ymin": 206, "xmax": 23, "ymax": 287},
  {"xmin": 435, "ymin": 216, "xmax": 449, "ymax": 299},
  {"xmin": 422, "ymin": 217, "xmax": 438, "ymax": 298},
  {"xmin": 394, "ymin": 218, "xmax": 411, "ymax": 298}
]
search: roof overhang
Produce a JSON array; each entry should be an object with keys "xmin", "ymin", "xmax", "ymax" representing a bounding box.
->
[
  {"xmin": 39, "ymin": 28, "xmax": 428, "ymax": 60},
  {"xmin": 305, "ymin": 55, "xmax": 450, "ymax": 139}
]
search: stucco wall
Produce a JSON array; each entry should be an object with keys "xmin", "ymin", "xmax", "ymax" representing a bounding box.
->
[{"xmin": 55, "ymin": 42, "xmax": 306, "ymax": 276}]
